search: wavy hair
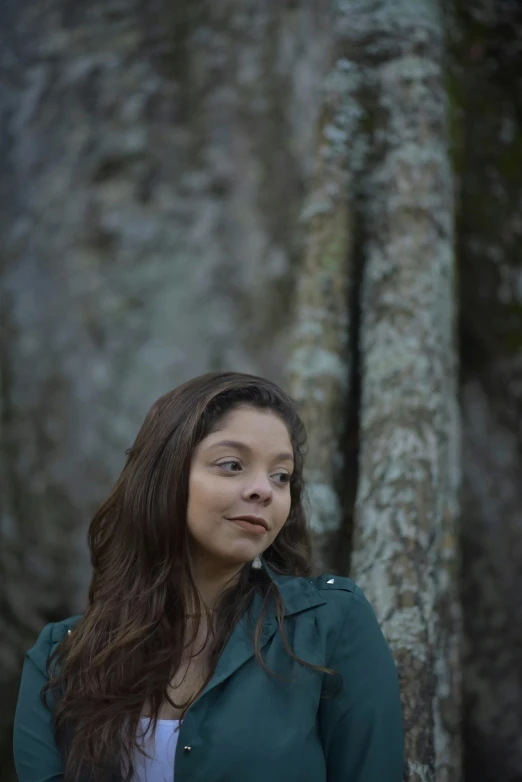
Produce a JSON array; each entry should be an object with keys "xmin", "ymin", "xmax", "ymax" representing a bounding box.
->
[{"xmin": 43, "ymin": 371, "xmax": 333, "ymax": 781}]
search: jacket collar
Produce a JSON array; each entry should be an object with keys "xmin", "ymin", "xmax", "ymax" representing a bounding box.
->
[
  {"xmin": 196, "ymin": 558, "xmax": 325, "ymax": 703},
  {"xmin": 260, "ymin": 558, "xmax": 326, "ymax": 617}
]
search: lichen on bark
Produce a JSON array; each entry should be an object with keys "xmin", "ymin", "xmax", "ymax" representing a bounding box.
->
[
  {"xmin": 342, "ymin": 2, "xmax": 462, "ymax": 780},
  {"xmin": 287, "ymin": 42, "xmax": 366, "ymax": 571},
  {"xmin": 0, "ymin": 2, "xmax": 330, "ymax": 777}
]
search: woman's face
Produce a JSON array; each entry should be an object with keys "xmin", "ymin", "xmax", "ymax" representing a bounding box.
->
[{"xmin": 186, "ymin": 405, "xmax": 294, "ymax": 570}]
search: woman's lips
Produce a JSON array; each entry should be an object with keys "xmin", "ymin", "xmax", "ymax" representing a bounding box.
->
[{"xmin": 227, "ymin": 518, "xmax": 267, "ymax": 535}]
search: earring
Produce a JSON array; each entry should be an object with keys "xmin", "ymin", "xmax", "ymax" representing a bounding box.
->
[{"xmin": 251, "ymin": 555, "xmax": 262, "ymax": 569}]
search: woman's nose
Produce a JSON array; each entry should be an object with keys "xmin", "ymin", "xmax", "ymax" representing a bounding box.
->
[{"xmin": 241, "ymin": 475, "xmax": 273, "ymax": 503}]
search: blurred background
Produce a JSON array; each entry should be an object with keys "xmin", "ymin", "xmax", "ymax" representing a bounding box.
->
[{"xmin": 1, "ymin": 1, "xmax": 522, "ymax": 781}]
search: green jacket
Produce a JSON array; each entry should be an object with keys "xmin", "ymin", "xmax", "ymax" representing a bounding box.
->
[{"xmin": 14, "ymin": 569, "xmax": 404, "ymax": 781}]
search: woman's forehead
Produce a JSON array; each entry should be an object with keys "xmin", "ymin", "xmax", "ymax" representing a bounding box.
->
[{"xmin": 200, "ymin": 407, "xmax": 293, "ymax": 455}]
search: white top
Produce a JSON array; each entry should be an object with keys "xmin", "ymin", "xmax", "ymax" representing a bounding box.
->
[{"xmin": 131, "ymin": 718, "xmax": 181, "ymax": 782}]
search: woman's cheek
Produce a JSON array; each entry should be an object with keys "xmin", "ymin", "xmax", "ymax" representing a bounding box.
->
[{"xmin": 202, "ymin": 476, "xmax": 237, "ymax": 508}]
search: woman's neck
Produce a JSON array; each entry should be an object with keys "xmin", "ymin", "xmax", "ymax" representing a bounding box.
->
[{"xmin": 189, "ymin": 556, "xmax": 244, "ymax": 611}]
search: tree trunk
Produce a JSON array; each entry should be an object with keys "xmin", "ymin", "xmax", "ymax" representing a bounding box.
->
[
  {"xmin": 342, "ymin": 2, "xmax": 462, "ymax": 780},
  {"xmin": 286, "ymin": 24, "xmax": 363, "ymax": 572},
  {"xmin": 0, "ymin": 1, "xmax": 329, "ymax": 775},
  {"xmin": 4, "ymin": 1, "xmax": 522, "ymax": 781}
]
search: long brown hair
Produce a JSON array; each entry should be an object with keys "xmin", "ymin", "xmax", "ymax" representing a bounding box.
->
[{"xmin": 43, "ymin": 371, "xmax": 330, "ymax": 781}]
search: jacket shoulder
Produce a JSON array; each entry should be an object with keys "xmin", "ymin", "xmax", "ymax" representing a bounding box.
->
[
  {"xmin": 27, "ymin": 615, "xmax": 83, "ymax": 675},
  {"xmin": 309, "ymin": 574, "xmax": 371, "ymax": 624},
  {"xmin": 309, "ymin": 576, "xmax": 381, "ymax": 653},
  {"xmin": 311, "ymin": 574, "xmax": 359, "ymax": 594},
  {"xmin": 50, "ymin": 614, "xmax": 83, "ymax": 641}
]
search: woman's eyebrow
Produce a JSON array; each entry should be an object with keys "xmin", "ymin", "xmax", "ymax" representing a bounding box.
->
[{"xmin": 208, "ymin": 439, "xmax": 294, "ymax": 463}]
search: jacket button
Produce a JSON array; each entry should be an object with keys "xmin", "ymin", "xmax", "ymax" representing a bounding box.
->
[{"xmin": 183, "ymin": 746, "xmax": 192, "ymax": 753}]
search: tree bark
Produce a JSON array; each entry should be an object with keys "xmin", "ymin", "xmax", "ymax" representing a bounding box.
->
[
  {"xmin": 5, "ymin": 1, "xmax": 522, "ymax": 781},
  {"xmin": 344, "ymin": 2, "xmax": 462, "ymax": 780},
  {"xmin": 287, "ymin": 22, "xmax": 363, "ymax": 572},
  {"xmin": 0, "ymin": 1, "xmax": 329, "ymax": 775}
]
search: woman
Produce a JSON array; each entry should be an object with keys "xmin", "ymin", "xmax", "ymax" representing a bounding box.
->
[{"xmin": 13, "ymin": 371, "xmax": 404, "ymax": 782}]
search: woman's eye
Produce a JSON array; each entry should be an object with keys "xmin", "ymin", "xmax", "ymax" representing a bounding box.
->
[
  {"xmin": 273, "ymin": 472, "xmax": 292, "ymax": 485},
  {"xmin": 217, "ymin": 460, "xmax": 242, "ymax": 472}
]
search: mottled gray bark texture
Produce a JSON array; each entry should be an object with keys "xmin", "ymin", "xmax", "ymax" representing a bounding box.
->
[
  {"xmin": 450, "ymin": 3, "xmax": 522, "ymax": 779},
  {"xmin": 3, "ymin": 1, "xmax": 522, "ymax": 781},
  {"xmin": 286, "ymin": 30, "xmax": 364, "ymax": 572},
  {"xmin": 341, "ymin": 2, "xmax": 462, "ymax": 781},
  {"xmin": 0, "ymin": 1, "xmax": 330, "ymax": 775}
]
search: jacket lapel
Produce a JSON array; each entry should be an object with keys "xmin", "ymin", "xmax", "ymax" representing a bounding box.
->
[
  {"xmin": 86, "ymin": 564, "xmax": 326, "ymax": 780},
  {"xmin": 197, "ymin": 561, "xmax": 326, "ymax": 699}
]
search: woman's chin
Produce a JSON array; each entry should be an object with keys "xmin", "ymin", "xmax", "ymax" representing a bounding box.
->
[
  {"xmin": 210, "ymin": 543, "xmax": 263, "ymax": 569},
  {"xmin": 189, "ymin": 530, "xmax": 267, "ymax": 570}
]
